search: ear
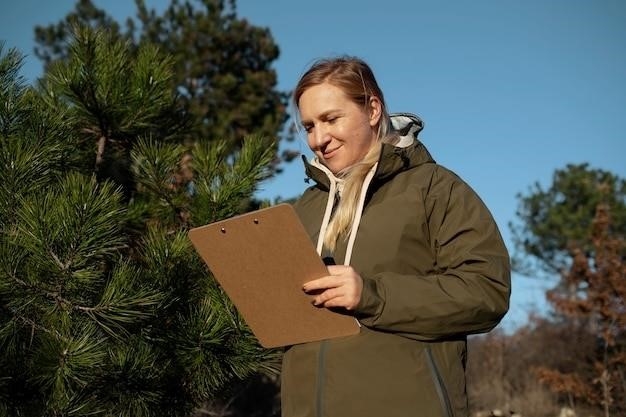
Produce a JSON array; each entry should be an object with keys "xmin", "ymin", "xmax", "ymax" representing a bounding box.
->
[{"xmin": 368, "ymin": 96, "xmax": 383, "ymax": 127}]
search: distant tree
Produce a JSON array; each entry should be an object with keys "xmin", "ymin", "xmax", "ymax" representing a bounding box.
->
[
  {"xmin": 33, "ymin": 0, "xmax": 127, "ymax": 64},
  {"xmin": 510, "ymin": 163, "xmax": 626, "ymax": 278},
  {"xmin": 34, "ymin": 0, "xmax": 294, "ymax": 170},
  {"xmin": 475, "ymin": 164, "xmax": 626, "ymax": 417},
  {"xmin": 0, "ymin": 28, "xmax": 280, "ymax": 417},
  {"xmin": 535, "ymin": 203, "xmax": 626, "ymax": 417}
]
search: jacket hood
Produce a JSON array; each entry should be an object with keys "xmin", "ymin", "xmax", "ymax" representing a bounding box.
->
[
  {"xmin": 390, "ymin": 112, "xmax": 424, "ymax": 147},
  {"xmin": 303, "ymin": 112, "xmax": 434, "ymax": 189}
]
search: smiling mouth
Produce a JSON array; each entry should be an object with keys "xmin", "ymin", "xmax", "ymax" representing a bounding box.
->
[{"xmin": 323, "ymin": 147, "xmax": 340, "ymax": 158}]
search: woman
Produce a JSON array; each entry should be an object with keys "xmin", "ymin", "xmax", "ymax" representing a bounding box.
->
[{"xmin": 283, "ymin": 56, "xmax": 511, "ymax": 417}]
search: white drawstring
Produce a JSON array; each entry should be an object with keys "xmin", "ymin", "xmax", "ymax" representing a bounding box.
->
[
  {"xmin": 343, "ymin": 163, "xmax": 377, "ymax": 265},
  {"xmin": 310, "ymin": 160, "xmax": 343, "ymax": 255},
  {"xmin": 316, "ymin": 177, "xmax": 337, "ymax": 255},
  {"xmin": 309, "ymin": 158, "xmax": 377, "ymax": 264}
]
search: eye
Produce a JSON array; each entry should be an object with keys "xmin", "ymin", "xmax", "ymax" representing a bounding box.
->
[
  {"xmin": 327, "ymin": 116, "xmax": 337, "ymax": 124},
  {"xmin": 302, "ymin": 123, "xmax": 313, "ymax": 133}
]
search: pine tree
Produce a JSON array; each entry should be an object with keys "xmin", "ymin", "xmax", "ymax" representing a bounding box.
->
[
  {"xmin": 510, "ymin": 163, "xmax": 626, "ymax": 278},
  {"xmin": 0, "ymin": 26, "xmax": 280, "ymax": 417},
  {"xmin": 34, "ymin": 0, "xmax": 294, "ymax": 168}
]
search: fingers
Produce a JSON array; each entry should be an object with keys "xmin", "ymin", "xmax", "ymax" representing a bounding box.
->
[
  {"xmin": 302, "ymin": 275, "xmax": 340, "ymax": 293},
  {"xmin": 302, "ymin": 266, "xmax": 362, "ymax": 310},
  {"xmin": 310, "ymin": 287, "xmax": 343, "ymax": 307},
  {"xmin": 311, "ymin": 288, "xmax": 359, "ymax": 310},
  {"xmin": 302, "ymin": 265, "xmax": 351, "ymax": 291}
]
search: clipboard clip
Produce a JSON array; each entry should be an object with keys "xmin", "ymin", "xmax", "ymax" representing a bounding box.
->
[{"xmin": 221, "ymin": 218, "xmax": 259, "ymax": 234}]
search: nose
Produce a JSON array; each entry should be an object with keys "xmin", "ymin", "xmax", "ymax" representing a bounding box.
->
[{"xmin": 311, "ymin": 125, "xmax": 331, "ymax": 150}]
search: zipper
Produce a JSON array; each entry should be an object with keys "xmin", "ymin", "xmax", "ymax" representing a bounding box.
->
[
  {"xmin": 425, "ymin": 345, "xmax": 454, "ymax": 417},
  {"xmin": 315, "ymin": 341, "xmax": 328, "ymax": 417}
]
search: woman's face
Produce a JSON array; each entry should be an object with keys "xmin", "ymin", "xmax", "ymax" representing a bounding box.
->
[{"xmin": 298, "ymin": 82, "xmax": 381, "ymax": 174}]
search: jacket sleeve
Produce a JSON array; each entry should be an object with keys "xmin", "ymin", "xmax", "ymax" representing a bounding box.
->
[{"xmin": 355, "ymin": 167, "xmax": 511, "ymax": 341}]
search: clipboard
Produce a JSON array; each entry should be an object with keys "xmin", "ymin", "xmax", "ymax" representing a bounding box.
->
[{"xmin": 188, "ymin": 203, "xmax": 360, "ymax": 348}]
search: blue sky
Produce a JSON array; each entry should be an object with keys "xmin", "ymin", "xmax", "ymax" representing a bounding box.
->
[{"xmin": 1, "ymin": 0, "xmax": 625, "ymax": 331}]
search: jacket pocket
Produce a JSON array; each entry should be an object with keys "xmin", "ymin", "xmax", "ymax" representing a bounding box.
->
[{"xmin": 425, "ymin": 345, "xmax": 454, "ymax": 417}]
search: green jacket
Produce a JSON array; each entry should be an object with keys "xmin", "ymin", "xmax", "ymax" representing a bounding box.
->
[{"xmin": 282, "ymin": 114, "xmax": 511, "ymax": 417}]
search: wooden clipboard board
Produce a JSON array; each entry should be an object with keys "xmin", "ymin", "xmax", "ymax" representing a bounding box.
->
[{"xmin": 188, "ymin": 203, "xmax": 360, "ymax": 348}]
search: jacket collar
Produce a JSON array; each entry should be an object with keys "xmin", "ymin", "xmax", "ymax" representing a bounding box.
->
[{"xmin": 303, "ymin": 113, "xmax": 434, "ymax": 190}]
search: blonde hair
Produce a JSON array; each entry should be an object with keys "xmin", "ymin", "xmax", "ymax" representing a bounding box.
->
[{"xmin": 294, "ymin": 56, "xmax": 398, "ymax": 252}]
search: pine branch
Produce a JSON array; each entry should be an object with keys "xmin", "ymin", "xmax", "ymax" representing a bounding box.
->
[
  {"xmin": 30, "ymin": 321, "xmax": 107, "ymax": 413},
  {"xmin": 96, "ymin": 337, "xmax": 168, "ymax": 416},
  {"xmin": 83, "ymin": 262, "xmax": 162, "ymax": 338},
  {"xmin": 173, "ymin": 293, "xmax": 277, "ymax": 400},
  {"xmin": 190, "ymin": 135, "xmax": 275, "ymax": 226},
  {"xmin": 0, "ymin": 44, "xmax": 27, "ymax": 137},
  {"xmin": 131, "ymin": 136, "xmax": 189, "ymax": 226},
  {"xmin": 15, "ymin": 173, "xmax": 127, "ymax": 273}
]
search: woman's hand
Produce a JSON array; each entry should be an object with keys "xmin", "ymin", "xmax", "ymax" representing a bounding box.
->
[{"xmin": 302, "ymin": 265, "xmax": 363, "ymax": 310}]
